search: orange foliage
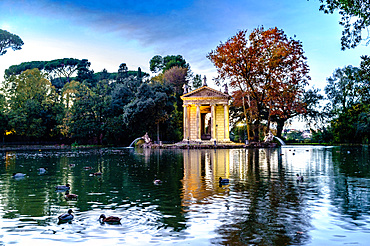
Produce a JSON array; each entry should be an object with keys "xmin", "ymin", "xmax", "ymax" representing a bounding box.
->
[{"xmin": 207, "ymin": 27, "xmax": 310, "ymax": 139}]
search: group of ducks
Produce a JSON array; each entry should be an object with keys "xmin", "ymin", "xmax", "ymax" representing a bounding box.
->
[
  {"xmin": 55, "ymin": 184, "xmax": 121, "ymax": 224},
  {"xmin": 57, "ymin": 209, "xmax": 121, "ymax": 224},
  {"xmin": 55, "ymin": 184, "xmax": 79, "ymax": 200}
]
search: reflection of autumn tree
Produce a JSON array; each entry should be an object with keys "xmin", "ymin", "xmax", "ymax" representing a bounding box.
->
[
  {"xmin": 215, "ymin": 149, "xmax": 310, "ymax": 245},
  {"xmin": 208, "ymin": 27, "xmax": 310, "ymax": 141}
]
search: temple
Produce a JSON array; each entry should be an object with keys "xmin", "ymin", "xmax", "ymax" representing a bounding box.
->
[{"xmin": 181, "ymin": 78, "xmax": 231, "ymax": 143}]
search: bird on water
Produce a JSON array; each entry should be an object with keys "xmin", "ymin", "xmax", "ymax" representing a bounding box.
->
[
  {"xmin": 58, "ymin": 209, "xmax": 74, "ymax": 223},
  {"xmin": 99, "ymin": 214, "xmax": 121, "ymax": 224}
]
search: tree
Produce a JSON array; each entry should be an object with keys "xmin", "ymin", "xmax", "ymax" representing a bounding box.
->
[
  {"xmin": 44, "ymin": 58, "xmax": 81, "ymax": 83},
  {"xmin": 2, "ymin": 68, "xmax": 62, "ymax": 139},
  {"xmin": 324, "ymin": 63, "xmax": 370, "ymax": 143},
  {"xmin": 0, "ymin": 93, "xmax": 7, "ymax": 140},
  {"xmin": 149, "ymin": 55, "xmax": 189, "ymax": 73},
  {"xmin": 66, "ymin": 81, "xmax": 112, "ymax": 144},
  {"xmin": 359, "ymin": 55, "xmax": 370, "ymax": 104},
  {"xmin": 208, "ymin": 27, "xmax": 310, "ymax": 141},
  {"xmin": 325, "ymin": 65, "xmax": 364, "ymax": 114},
  {"xmin": 299, "ymin": 88, "xmax": 325, "ymax": 128},
  {"xmin": 149, "ymin": 55, "xmax": 164, "ymax": 73},
  {"xmin": 163, "ymin": 66, "xmax": 188, "ymax": 94},
  {"xmin": 122, "ymin": 82, "xmax": 177, "ymax": 142},
  {"xmin": 116, "ymin": 63, "xmax": 128, "ymax": 83},
  {"xmin": 5, "ymin": 58, "xmax": 92, "ymax": 87},
  {"xmin": 192, "ymin": 74, "xmax": 202, "ymax": 90},
  {"xmin": 330, "ymin": 103, "xmax": 369, "ymax": 143},
  {"xmin": 76, "ymin": 59, "xmax": 96, "ymax": 86},
  {"xmin": 316, "ymin": 0, "xmax": 370, "ymax": 49},
  {"xmin": 5, "ymin": 61, "xmax": 46, "ymax": 77},
  {"xmin": 0, "ymin": 29, "xmax": 24, "ymax": 56}
]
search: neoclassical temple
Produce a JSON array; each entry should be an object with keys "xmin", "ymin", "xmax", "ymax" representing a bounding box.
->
[{"xmin": 181, "ymin": 78, "xmax": 231, "ymax": 143}]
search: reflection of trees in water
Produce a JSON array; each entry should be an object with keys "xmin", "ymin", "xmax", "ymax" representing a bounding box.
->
[
  {"xmin": 0, "ymin": 149, "xmax": 187, "ymax": 231},
  {"xmin": 329, "ymin": 147, "xmax": 370, "ymax": 221},
  {"xmin": 213, "ymin": 149, "xmax": 311, "ymax": 245}
]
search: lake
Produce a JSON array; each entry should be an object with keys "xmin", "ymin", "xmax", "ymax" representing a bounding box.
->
[{"xmin": 0, "ymin": 145, "xmax": 369, "ymax": 245}]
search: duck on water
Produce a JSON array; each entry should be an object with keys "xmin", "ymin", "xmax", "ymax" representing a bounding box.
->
[
  {"xmin": 55, "ymin": 184, "xmax": 70, "ymax": 190},
  {"xmin": 219, "ymin": 177, "xmax": 229, "ymax": 184},
  {"xmin": 58, "ymin": 209, "xmax": 74, "ymax": 224},
  {"xmin": 99, "ymin": 214, "xmax": 121, "ymax": 224}
]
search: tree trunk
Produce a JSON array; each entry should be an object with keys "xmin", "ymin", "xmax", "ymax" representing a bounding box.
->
[
  {"xmin": 266, "ymin": 104, "xmax": 271, "ymax": 134},
  {"xmin": 253, "ymin": 120, "xmax": 260, "ymax": 141},
  {"xmin": 276, "ymin": 120, "xmax": 285, "ymax": 138}
]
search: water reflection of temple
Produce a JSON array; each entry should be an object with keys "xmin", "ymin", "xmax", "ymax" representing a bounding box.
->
[
  {"xmin": 182, "ymin": 149, "xmax": 231, "ymax": 206},
  {"xmin": 181, "ymin": 148, "xmax": 285, "ymax": 207}
]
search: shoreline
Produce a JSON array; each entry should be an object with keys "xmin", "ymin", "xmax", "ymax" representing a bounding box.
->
[{"xmin": 0, "ymin": 141, "xmax": 280, "ymax": 151}]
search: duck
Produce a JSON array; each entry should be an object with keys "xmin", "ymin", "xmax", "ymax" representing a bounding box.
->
[
  {"xmin": 99, "ymin": 214, "xmax": 121, "ymax": 224},
  {"xmin": 58, "ymin": 209, "xmax": 74, "ymax": 223},
  {"xmin": 153, "ymin": 179, "xmax": 162, "ymax": 185},
  {"xmin": 219, "ymin": 177, "xmax": 230, "ymax": 184},
  {"xmin": 55, "ymin": 184, "xmax": 70, "ymax": 190},
  {"xmin": 296, "ymin": 174, "xmax": 304, "ymax": 182},
  {"xmin": 38, "ymin": 168, "xmax": 47, "ymax": 174},
  {"xmin": 65, "ymin": 191, "xmax": 78, "ymax": 200},
  {"xmin": 12, "ymin": 173, "xmax": 26, "ymax": 178},
  {"xmin": 89, "ymin": 172, "xmax": 102, "ymax": 177}
]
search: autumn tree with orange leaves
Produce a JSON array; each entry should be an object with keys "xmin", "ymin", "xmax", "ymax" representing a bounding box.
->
[{"xmin": 207, "ymin": 27, "xmax": 310, "ymax": 140}]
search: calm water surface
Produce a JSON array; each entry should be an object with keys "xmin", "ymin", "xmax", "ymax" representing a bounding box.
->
[{"xmin": 0, "ymin": 145, "xmax": 369, "ymax": 245}]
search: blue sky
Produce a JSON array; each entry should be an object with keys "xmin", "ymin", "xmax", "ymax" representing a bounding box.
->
[{"xmin": 0, "ymin": 0, "xmax": 369, "ymax": 128}]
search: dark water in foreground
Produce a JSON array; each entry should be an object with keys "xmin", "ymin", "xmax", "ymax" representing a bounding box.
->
[{"xmin": 0, "ymin": 145, "xmax": 369, "ymax": 245}]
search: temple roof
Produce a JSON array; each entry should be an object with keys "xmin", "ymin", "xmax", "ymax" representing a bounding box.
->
[{"xmin": 181, "ymin": 86, "xmax": 231, "ymax": 100}]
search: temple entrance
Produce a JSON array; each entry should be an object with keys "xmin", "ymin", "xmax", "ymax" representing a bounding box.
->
[
  {"xmin": 201, "ymin": 113, "xmax": 211, "ymax": 140},
  {"xmin": 181, "ymin": 85, "xmax": 231, "ymax": 143}
]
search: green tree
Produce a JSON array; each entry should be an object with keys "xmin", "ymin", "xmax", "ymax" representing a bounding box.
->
[
  {"xmin": 330, "ymin": 103, "xmax": 369, "ymax": 143},
  {"xmin": 149, "ymin": 55, "xmax": 189, "ymax": 73},
  {"xmin": 355, "ymin": 109, "xmax": 370, "ymax": 143},
  {"xmin": 0, "ymin": 93, "xmax": 7, "ymax": 141},
  {"xmin": 116, "ymin": 63, "xmax": 128, "ymax": 83},
  {"xmin": 76, "ymin": 59, "xmax": 96, "ymax": 86},
  {"xmin": 44, "ymin": 58, "xmax": 81, "ymax": 83},
  {"xmin": 5, "ymin": 61, "xmax": 46, "ymax": 77},
  {"xmin": 299, "ymin": 88, "xmax": 325, "ymax": 128},
  {"xmin": 192, "ymin": 74, "xmax": 202, "ymax": 90},
  {"xmin": 66, "ymin": 81, "xmax": 112, "ymax": 144},
  {"xmin": 285, "ymin": 130, "xmax": 304, "ymax": 143},
  {"xmin": 316, "ymin": 0, "xmax": 370, "ymax": 49},
  {"xmin": 122, "ymin": 82, "xmax": 177, "ymax": 142},
  {"xmin": 0, "ymin": 29, "xmax": 24, "ymax": 56},
  {"xmin": 149, "ymin": 55, "xmax": 164, "ymax": 73},
  {"xmin": 325, "ymin": 65, "xmax": 364, "ymax": 114},
  {"xmin": 2, "ymin": 68, "xmax": 62, "ymax": 139}
]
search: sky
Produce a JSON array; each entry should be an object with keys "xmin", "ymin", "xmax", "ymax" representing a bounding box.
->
[{"xmin": 0, "ymin": 0, "xmax": 369, "ymax": 129}]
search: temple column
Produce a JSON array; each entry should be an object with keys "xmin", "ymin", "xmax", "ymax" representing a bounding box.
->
[
  {"xmin": 183, "ymin": 104, "xmax": 188, "ymax": 141},
  {"xmin": 196, "ymin": 104, "xmax": 201, "ymax": 140},
  {"xmin": 211, "ymin": 104, "xmax": 216, "ymax": 140},
  {"xmin": 224, "ymin": 104, "xmax": 230, "ymax": 141}
]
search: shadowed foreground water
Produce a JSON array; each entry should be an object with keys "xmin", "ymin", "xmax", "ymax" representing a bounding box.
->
[{"xmin": 0, "ymin": 145, "xmax": 369, "ymax": 245}]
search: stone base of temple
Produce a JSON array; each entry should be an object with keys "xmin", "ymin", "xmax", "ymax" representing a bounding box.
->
[{"xmin": 149, "ymin": 140, "xmax": 278, "ymax": 149}]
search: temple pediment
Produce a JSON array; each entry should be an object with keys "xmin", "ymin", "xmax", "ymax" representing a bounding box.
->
[{"xmin": 181, "ymin": 86, "xmax": 230, "ymax": 100}]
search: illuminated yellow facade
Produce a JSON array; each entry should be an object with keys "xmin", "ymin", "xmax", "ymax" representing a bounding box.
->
[{"xmin": 181, "ymin": 86, "xmax": 231, "ymax": 142}]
